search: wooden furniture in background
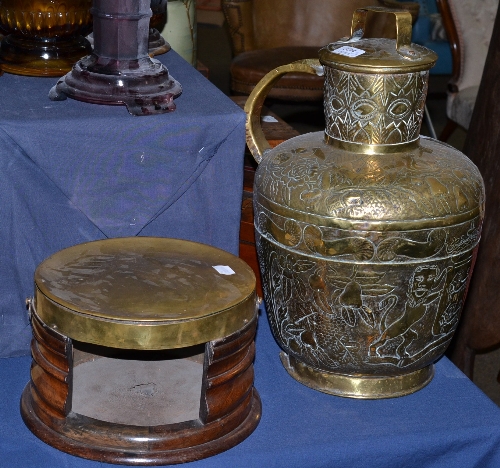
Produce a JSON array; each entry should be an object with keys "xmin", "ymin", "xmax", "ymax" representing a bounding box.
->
[
  {"xmin": 447, "ymin": 2, "xmax": 500, "ymax": 379},
  {"xmin": 436, "ymin": 0, "xmax": 497, "ymax": 141},
  {"xmin": 196, "ymin": 60, "xmax": 209, "ymax": 78},
  {"xmin": 222, "ymin": 0, "xmax": 419, "ymax": 101},
  {"xmin": 197, "ymin": 0, "xmax": 222, "ymax": 11},
  {"xmin": 232, "ymin": 96, "xmax": 300, "ymax": 297}
]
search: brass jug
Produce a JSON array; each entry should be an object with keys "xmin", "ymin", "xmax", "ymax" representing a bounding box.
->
[{"xmin": 245, "ymin": 7, "xmax": 485, "ymax": 398}]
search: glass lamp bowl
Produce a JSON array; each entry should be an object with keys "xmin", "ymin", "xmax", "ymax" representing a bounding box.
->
[{"xmin": 0, "ymin": 0, "xmax": 92, "ymax": 76}]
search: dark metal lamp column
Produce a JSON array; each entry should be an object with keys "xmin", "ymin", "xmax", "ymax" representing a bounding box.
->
[{"xmin": 49, "ymin": 0, "xmax": 182, "ymax": 116}]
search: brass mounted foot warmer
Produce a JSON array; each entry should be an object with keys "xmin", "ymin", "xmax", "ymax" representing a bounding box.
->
[
  {"xmin": 21, "ymin": 238, "xmax": 261, "ymax": 465},
  {"xmin": 245, "ymin": 7, "xmax": 485, "ymax": 399},
  {"xmin": 49, "ymin": 0, "xmax": 181, "ymax": 116}
]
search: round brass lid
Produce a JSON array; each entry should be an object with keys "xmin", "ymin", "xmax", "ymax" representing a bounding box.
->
[
  {"xmin": 319, "ymin": 38, "xmax": 437, "ymax": 74},
  {"xmin": 319, "ymin": 7, "xmax": 437, "ymax": 74},
  {"xmin": 34, "ymin": 237, "xmax": 256, "ymax": 349}
]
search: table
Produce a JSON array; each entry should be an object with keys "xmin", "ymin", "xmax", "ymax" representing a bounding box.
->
[
  {"xmin": 2, "ymin": 306, "xmax": 500, "ymax": 467},
  {"xmin": 0, "ymin": 51, "xmax": 246, "ymax": 358}
]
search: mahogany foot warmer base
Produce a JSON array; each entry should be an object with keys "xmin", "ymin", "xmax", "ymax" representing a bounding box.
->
[{"xmin": 20, "ymin": 237, "xmax": 261, "ymax": 465}]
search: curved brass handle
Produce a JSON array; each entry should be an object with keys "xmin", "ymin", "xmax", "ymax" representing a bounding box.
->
[
  {"xmin": 350, "ymin": 6, "xmax": 412, "ymax": 53},
  {"xmin": 244, "ymin": 59, "xmax": 324, "ymax": 164}
]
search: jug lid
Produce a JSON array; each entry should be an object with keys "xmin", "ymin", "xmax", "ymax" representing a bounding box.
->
[{"xmin": 319, "ymin": 7, "xmax": 437, "ymax": 74}]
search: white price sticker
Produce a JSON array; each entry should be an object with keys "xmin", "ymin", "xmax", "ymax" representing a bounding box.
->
[
  {"xmin": 213, "ymin": 265, "xmax": 236, "ymax": 275},
  {"xmin": 332, "ymin": 46, "xmax": 365, "ymax": 58},
  {"xmin": 262, "ymin": 115, "xmax": 279, "ymax": 123}
]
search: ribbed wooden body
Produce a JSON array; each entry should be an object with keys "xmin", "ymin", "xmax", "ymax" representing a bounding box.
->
[
  {"xmin": 26, "ymin": 312, "xmax": 73, "ymax": 423},
  {"xmin": 21, "ymin": 310, "xmax": 261, "ymax": 465}
]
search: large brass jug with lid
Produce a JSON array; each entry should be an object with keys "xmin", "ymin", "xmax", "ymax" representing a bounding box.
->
[{"xmin": 245, "ymin": 7, "xmax": 485, "ymax": 399}]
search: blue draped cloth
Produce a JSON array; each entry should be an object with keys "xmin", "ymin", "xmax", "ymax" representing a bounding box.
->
[
  {"xmin": 1, "ymin": 308, "xmax": 500, "ymax": 467},
  {"xmin": 0, "ymin": 47, "xmax": 498, "ymax": 468},
  {"xmin": 0, "ymin": 52, "xmax": 246, "ymax": 358}
]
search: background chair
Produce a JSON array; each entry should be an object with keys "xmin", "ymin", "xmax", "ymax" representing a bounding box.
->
[
  {"xmin": 222, "ymin": 0, "xmax": 420, "ymax": 101},
  {"xmin": 436, "ymin": 0, "xmax": 498, "ymax": 141},
  {"xmin": 446, "ymin": 1, "xmax": 500, "ymax": 381},
  {"xmin": 409, "ymin": 0, "xmax": 452, "ymax": 139},
  {"xmin": 411, "ymin": 0, "xmax": 452, "ymax": 75}
]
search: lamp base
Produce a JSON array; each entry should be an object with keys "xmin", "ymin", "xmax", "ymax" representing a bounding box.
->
[
  {"xmin": 149, "ymin": 28, "xmax": 171, "ymax": 56},
  {"xmin": 0, "ymin": 35, "xmax": 92, "ymax": 77},
  {"xmin": 49, "ymin": 54, "xmax": 182, "ymax": 116}
]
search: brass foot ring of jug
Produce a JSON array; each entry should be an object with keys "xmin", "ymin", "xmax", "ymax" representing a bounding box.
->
[{"xmin": 280, "ymin": 352, "xmax": 434, "ymax": 399}]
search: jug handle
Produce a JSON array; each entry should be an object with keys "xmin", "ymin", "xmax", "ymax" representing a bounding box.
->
[
  {"xmin": 349, "ymin": 6, "xmax": 412, "ymax": 53},
  {"xmin": 244, "ymin": 59, "xmax": 324, "ymax": 164}
]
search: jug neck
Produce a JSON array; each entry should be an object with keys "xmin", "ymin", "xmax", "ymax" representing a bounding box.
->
[{"xmin": 323, "ymin": 67, "xmax": 429, "ymax": 152}]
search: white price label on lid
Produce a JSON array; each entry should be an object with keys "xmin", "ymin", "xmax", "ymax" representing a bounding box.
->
[
  {"xmin": 213, "ymin": 265, "xmax": 236, "ymax": 275},
  {"xmin": 262, "ymin": 115, "xmax": 279, "ymax": 123},
  {"xmin": 332, "ymin": 46, "xmax": 365, "ymax": 58}
]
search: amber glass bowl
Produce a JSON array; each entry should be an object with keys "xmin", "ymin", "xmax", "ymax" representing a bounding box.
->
[{"xmin": 0, "ymin": 0, "xmax": 92, "ymax": 76}]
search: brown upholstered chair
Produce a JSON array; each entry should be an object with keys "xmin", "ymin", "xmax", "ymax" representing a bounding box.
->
[
  {"xmin": 436, "ymin": 0, "xmax": 498, "ymax": 141},
  {"xmin": 222, "ymin": 0, "xmax": 420, "ymax": 101}
]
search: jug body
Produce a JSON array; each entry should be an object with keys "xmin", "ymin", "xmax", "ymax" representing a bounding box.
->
[{"xmin": 246, "ymin": 7, "xmax": 485, "ymax": 398}]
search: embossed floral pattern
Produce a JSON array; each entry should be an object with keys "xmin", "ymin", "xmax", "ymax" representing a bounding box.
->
[
  {"xmin": 257, "ymin": 235, "xmax": 473, "ymax": 374},
  {"xmin": 324, "ymin": 69, "xmax": 428, "ymax": 145},
  {"xmin": 255, "ymin": 137, "xmax": 484, "ymax": 223}
]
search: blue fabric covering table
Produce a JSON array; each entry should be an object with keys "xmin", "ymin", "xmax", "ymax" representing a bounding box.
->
[
  {"xmin": 1, "ymin": 308, "xmax": 500, "ymax": 468},
  {"xmin": 0, "ymin": 51, "xmax": 246, "ymax": 358}
]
